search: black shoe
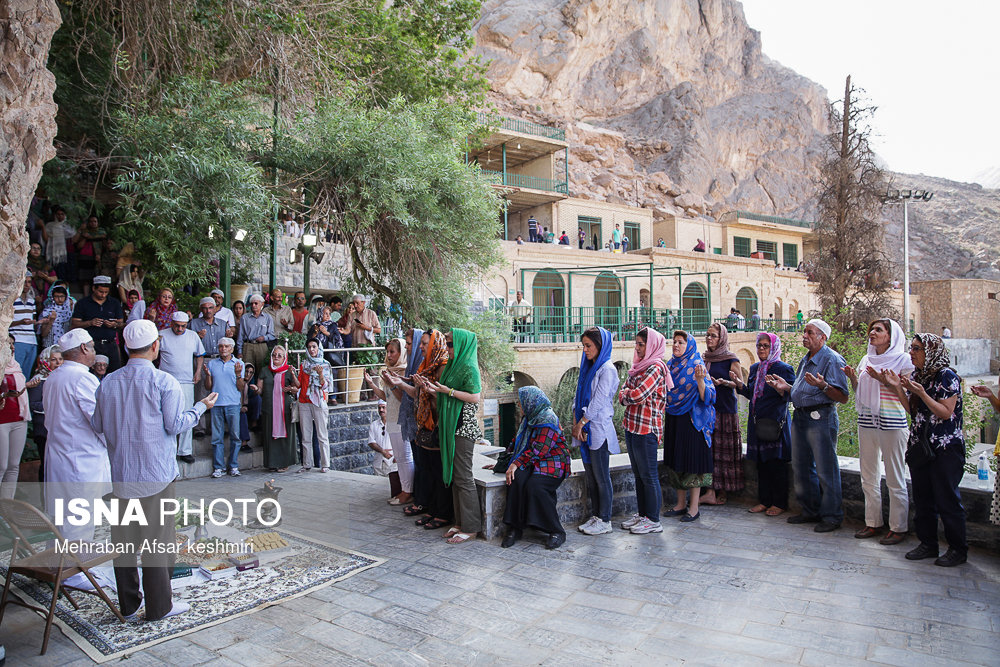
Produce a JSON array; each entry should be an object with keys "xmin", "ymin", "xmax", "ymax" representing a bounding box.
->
[
  {"xmin": 905, "ymin": 543, "xmax": 939, "ymax": 561},
  {"xmin": 545, "ymin": 532, "xmax": 566, "ymax": 550},
  {"xmin": 663, "ymin": 508, "xmax": 687, "ymax": 517},
  {"xmin": 501, "ymin": 530, "xmax": 521, "ymax": 548},
  {"xmin": 813, "ymin": 521, "xmax": 841, "ymax": 533},
  {"xmin": 176, "ymin": 455, "xmax": 196, "ymax": 464},
  {"xmin": 934, "ymin": 548, "xmax": 967, "ymax": 567},
  {"xmin": 240, "ymin": 444, "xmax": 252, "ymax": 453},
  {"xmin": 787, "ymin": 514, "xmax": 821, "ymax": 524}
]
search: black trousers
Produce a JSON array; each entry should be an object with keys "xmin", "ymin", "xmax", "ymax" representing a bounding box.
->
[
  {"xmin": 910, "ymin": 447, "xmax": 967, "ymax": 556},
  {"xmin": 503, "ymin": 468, "xmax": 565, "ymax": 536},
  {"xmin": 757, "ymin": 459, "xmax": 789, "ymax": 509},
  {"xmin": 414, "ymin": 446, "xmax": 452, "ymax": 521},
  {"xmin": 111, "ymin": 482, "xmax": 176, "ymax": 620}
]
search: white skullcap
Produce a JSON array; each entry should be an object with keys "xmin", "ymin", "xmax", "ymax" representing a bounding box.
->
[
  {"xmin": 218, "ymin": 337, "xmax": 236, "ymax": 347},
  {"xmin": 58, "ymin": 328, "xmax": 93, "ymax": 351},
  {"xmin": 94, "ymin": 355, "xmax": 109, "ymax": 364},
  {"xmin": 806, "ymin": 318, "xmax": 832, "ymax": 339},
  {"xmin": 92, "ymin": 275, "xmax": 112, "ymax": 285},
  {"xmin": 199, "ymin": 297, "xmax": 216, "ymax": 307},
  {"xmin": 248, "ymin": 294, "xmax": 264, "ymax": 304},
  {"xmin": 171, "ymin": 311, "xmax": 190, "ymax": 323},
  {"xmin": 210, "ymin": 288, "xmax": 225, "ymax": 297},
  {"xmin": 124, "ymin": 319, "xmax": 159, "ymax": 349}
]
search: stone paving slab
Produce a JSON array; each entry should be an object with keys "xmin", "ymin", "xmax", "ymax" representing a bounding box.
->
[{"xmin": 3, "ymin": 468, "xmax": 999, "ymax": 665}]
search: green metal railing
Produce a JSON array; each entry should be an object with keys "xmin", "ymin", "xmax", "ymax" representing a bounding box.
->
[
  {"xmin": 482, "ymin": 169, "xmax": 569, "ymax": 194},
  {"xmin": 477, "ymin": 113, "xmax": 566, "ymax": 141},
  {"xmin": 714, "ymin": 317, "xmax": 803, "ymax": 333},
  {"xmin": 511, "ymin": 306, "xmax": 712, "ymax": 343}
]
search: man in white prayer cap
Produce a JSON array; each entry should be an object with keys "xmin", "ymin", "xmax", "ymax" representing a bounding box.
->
[
  {"xmin": 91, "ymin": 354, "xmax": 110, "ymax": 382},
  {"xmin": 92, "ymin": 320, "xmax": 218, "ymax": 621},
  {"xmin": 209, "ymin": 288, "xmax": 236, "ymax": 333},
  {"xmin": 158, "ymin": 311, "xmax": 205, "ymax": 465},
  {"xmin": 42, "ymin": 328, "xmax": 110, "ymax": 543},
  {"xmin": 764, "ymin": 318, "xmax": 850, "ymax": 534}
]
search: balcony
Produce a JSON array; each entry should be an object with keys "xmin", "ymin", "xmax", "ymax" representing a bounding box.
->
[
  {"xmin": 481, "ymin": 170, "xmax": 569, "ymax": 195},
  {"xmin": 476, "ymin": 113, "xmax": 566, "ymax": 141},
  {"xmin": 720, "ymin": 210, "xmax": 814, "ymax": 231}
]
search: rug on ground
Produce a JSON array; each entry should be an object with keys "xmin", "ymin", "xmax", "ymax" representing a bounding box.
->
[{"xmin": 1, "ymin": 524, "xmax": 382, "ymax": 663}]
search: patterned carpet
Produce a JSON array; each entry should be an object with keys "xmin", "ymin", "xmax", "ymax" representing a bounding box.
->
[{"xmin": 1, "ymin": 526, "xmax": 382, "ymax": 662}]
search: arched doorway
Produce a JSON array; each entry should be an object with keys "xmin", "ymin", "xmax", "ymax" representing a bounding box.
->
[
  {"xmin": 736, "ymin": 287, "xmax": 757, "ymax": 318},
  {"xmin": 681, "ymin": 282, "xmax": 709, "ymax": 332},
  {"xmin": 532, "ymin": 270, "xmax": 565, "ymax": 339},
  {"xmin": 594, "ymin": 271, "xmax": 622, "ymax": 330}
]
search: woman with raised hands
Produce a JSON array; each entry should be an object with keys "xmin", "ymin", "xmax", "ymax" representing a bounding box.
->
[{"xmin": 702, "ymin": 322, "xmax": 743, "ymax": 506}]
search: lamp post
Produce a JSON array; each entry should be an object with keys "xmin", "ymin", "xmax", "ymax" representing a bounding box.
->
[
  {"xmin": 883, "ymin": 188, "xmax": 934, "ymax": 331},
  {"xmin": 301, "ymin": 232, "xmax": 316, "ymax": 300}
]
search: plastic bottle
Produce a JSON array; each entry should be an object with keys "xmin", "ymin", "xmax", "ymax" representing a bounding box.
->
[{"xmin": 978, "ymin": 453, "xmax": 990, "ymax": 481}]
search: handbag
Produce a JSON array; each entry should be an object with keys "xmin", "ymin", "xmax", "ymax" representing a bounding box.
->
[
  {"xmin": 492, "ymin": 449, "xmax": 513, "ymax": 474},
  {"xmin": 905, "ymin": 409, "xmax": 936, "ymax": 468},
  {"xmin": 754, "ymin": 412, "xmax": 786, "ymax": 443},
  {"xmin": 415, "ymin": 426, "xmax": 438, "ymax": 449}
]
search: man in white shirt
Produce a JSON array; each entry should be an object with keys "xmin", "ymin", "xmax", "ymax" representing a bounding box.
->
[
  {"xmin": 209, "ymin": 288, "xmax": 236, "ymax": 334},
  {"xmin": 158, "ymin": 311, "xmax": 205, "ymax": 464},
  {"xmin": 508, "ymin": 291, "xmax": 532, "ymax": 342},
  {"xmin": 42, "ymin": 328, "xmax": 110, "ymax": 543}
]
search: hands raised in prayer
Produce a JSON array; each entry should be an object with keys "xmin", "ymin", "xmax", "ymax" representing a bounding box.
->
[{"xmin": 765, "ymin": 374, "xmax": 791, "ymax": 393}]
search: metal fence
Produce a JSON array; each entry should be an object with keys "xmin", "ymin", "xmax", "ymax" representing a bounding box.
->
[
  {"xmin": 481, "ymin": 169, "xmax": 569, "ymax": 194},
  {"xmin": 287, "ymin": 344, "xmax": 386, "ymax": 406},
  {"xmin": 476, "ymin": 113, "xmax": 567, "ymax": 141},
  {"xmin": 510, "ymin": 306, "xmax": 712, "ymax": 343}
]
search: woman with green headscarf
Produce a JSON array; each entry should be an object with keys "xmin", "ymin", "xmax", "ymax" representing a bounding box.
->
[{"xmin": 417, "ymin": 328, "xmax": 482, "ymax": 544}]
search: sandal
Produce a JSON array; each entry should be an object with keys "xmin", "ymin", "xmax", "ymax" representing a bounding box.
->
[
  {"xmin": 423, "ymin": 518, "xmax": 450, "ymax": 530},
  {"xmin": 444, "ymin": 526, "xmax": 462, "ymax": 538},
  {"xmin": 414, "ymin": 516, "xmax": 433, "ymax": 526},
  {"xmin": 765, "ymin": 506, "xmax": 786, "ymax": 516},
  {"xmin": 446, "ymin": 532, "xmax": 474, "ymax": 544},
  {"xmin": 748, "ymin": 504, "xmax": 767, "ymax": 513},
  {"xmin": 403, "ymin": 505, "xmax": 426, "ymax": 517}
]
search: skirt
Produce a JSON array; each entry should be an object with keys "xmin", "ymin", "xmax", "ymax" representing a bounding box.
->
[
  {"xmin": 663, "ymin": 412, "xmax": 713, "ymax": 489},
  {"xmin": 261, "ymin": 410, "xmax": 298, "ymax": 469},
  {"xmin": 503, "ymin": 468, "xmax": 565, "ymax": 536},
  {"xmin": 711, "ymin": 412, "xmax": 744, "ymax": 491}
]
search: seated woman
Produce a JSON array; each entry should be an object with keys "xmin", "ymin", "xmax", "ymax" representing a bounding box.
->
[{"xmin": 501, "ymin": 386, "xmax": 571, "ymax": 550}]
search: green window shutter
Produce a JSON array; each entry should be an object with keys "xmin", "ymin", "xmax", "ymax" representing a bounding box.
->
[
  {"xmin": 757, "ymin": 240, "xmax": 777, "ymax": 262},
  {"xmin": 623, "ymin": 221, "xmax": 641, "ymax": 249},
  {"xmin": 733, "ymin": 236, "xmax": 751, "ymax": 257},
  {"xmin": 713, "ymin": 247, "xmax": 722, "ymax": 255},
  {"xmin": 782, "ymin": 243, "xmax": 798, "ymax": 267}
]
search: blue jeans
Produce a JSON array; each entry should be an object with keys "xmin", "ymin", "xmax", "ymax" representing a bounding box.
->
[
  {"xmin": 211, "ymin": 404, "xmax": 241, "ymax": 472},
  {"xmin": 790, "ymin": 405, "xmax": 843, "ymax": 524},
  {"xmin": 13, "ymin": 342, "xmax": 36, "ymax": 380},
  {"xmin": 626, "ymin": 431, "xmax": 661, "ymax": 521},
  {"xmin": 582, "ymin": 440, "xmax": 612, "ymax": 522}
]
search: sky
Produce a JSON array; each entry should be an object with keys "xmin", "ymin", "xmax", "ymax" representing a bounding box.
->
[{"xmin": 740, "ymin": 0, "xmax": 999, "ymax": 185}]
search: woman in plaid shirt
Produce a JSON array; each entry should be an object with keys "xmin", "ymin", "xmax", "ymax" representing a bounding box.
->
[
  {"xmin": 618, "ymin": 327, "xmax": 673, "ymax": 534},
  {"xmin": 502, "ymin": 386, "xmax": 571, "ymax": 550}
]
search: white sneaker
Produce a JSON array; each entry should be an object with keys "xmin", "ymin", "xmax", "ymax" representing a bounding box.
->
[
  {"xmin": 630, "ymin": 517, "xmax": 663, "ymax": 534},
  {"xmin": 620, "ymin": 513, "xmax": 642, "ymax": 530},
  {"xmin": 581, "ymin": 519, "xmax": 612, "ymax": 535},
  {"xmin": 162, "ymin": 600, "xmax": 190, "ymax": 619},
  {"xmin": 211, "ymin": 470, "xmax": 224, "ymax": 478},
  {"xmin": 577, "ymin": 516, "xmax": 598, "ymax": 533},
  {"xmin": 229, "ymin": 468, "xmax": 241, "ymax": 476}
]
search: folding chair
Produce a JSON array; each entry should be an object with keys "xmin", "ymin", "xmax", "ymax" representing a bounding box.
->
[{"xmin": 0, "ymin": 499, "xmax": 125, "ymax": 655}]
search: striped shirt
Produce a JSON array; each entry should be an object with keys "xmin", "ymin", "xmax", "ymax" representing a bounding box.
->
[
  {"xmin": 91, "ymin": 359, "xmax": 206, "ymax": 498},
  {"xmin": 11, "ymin": 296, "xmax": 36, "ymax": 344},
  {"xmin": 857, "ymin": 385, "xmax": 909, "ymax": 430}
]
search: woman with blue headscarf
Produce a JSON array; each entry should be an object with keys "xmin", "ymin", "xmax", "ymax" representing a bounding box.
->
[
  {"xmin": 502, "ymin": 386, "xmax": 571, "ymax": 549},
  {"xmin": 573, "ymin": 327, "xmax": 620, "ymax": 536},
  {"xmin": 663, "ymin": 330, "xmax": 716, "ymax": 522}
]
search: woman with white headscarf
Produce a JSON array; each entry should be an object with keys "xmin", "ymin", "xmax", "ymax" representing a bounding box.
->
[
  {"xmin": 843, "ymin": 319, "xmax": 914, "ymax": 545},
  {"xmin": 364, "ymin": 337, "xmax": 413, "ymax": 505}
]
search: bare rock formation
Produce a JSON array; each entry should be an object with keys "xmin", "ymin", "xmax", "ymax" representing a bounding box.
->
[{"xmin": 0, "ymin": 0, "xmax": 60, "ymax": 364}]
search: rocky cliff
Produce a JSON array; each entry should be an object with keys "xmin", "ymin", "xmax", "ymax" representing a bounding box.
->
[{"xmin": 474, "ymin": 0, "xmax": 1000, "ymax": 280}]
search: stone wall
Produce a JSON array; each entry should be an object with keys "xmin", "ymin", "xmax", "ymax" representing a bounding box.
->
[
  {"xmin": 943, "ymin": 339, "xmax": 993, "ymax": 377},
  {"xmin": 327, "ymin": 403, "xmax": 380, "ymax": 474}
]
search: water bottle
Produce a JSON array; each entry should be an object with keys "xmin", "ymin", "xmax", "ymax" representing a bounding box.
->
[{"xmin": 978, "ymin": 453, "xmax": 990, "ymax": 481}]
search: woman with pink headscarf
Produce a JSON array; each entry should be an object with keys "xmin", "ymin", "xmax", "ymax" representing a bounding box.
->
[
  {"xmin": 725, "ymin": 332, "xmax": 795, "ymax": 516},
  {"xmin": 617, "ymin": 327, "xmax": 672, "ymax": 534}
]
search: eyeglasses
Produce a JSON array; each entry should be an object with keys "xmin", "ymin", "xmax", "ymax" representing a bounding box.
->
[
  {"xmin": 706, "ymin": 334, "xmax": 719, "ymax": 339},
  {"xmin": 755, "ymin": 343, "xmax": 770, "ymax": 349},
  {"xmin": 909, "ymin": 345, "xmax": 923, "ymax": 352}
]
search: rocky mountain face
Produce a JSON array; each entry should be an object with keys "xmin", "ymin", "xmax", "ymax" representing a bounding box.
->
[{"xmin": 473, "ymin": 0, "xmax": 1000, "ymax": 280}]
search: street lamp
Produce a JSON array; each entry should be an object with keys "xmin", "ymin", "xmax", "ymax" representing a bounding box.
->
[{"xmin": 883, "ymin": 188, "xmax": 934, "ymax": 331}]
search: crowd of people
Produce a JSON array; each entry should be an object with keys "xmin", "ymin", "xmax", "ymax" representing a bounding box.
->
[{"xmin": 488, "ymin": 317, "xmax": 981, "ymax": 568}]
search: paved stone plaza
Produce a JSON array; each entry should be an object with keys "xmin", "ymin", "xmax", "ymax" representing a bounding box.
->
[{"xmin": 4, "ymin": 469, "xmax": 998, "ymax": 665}]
